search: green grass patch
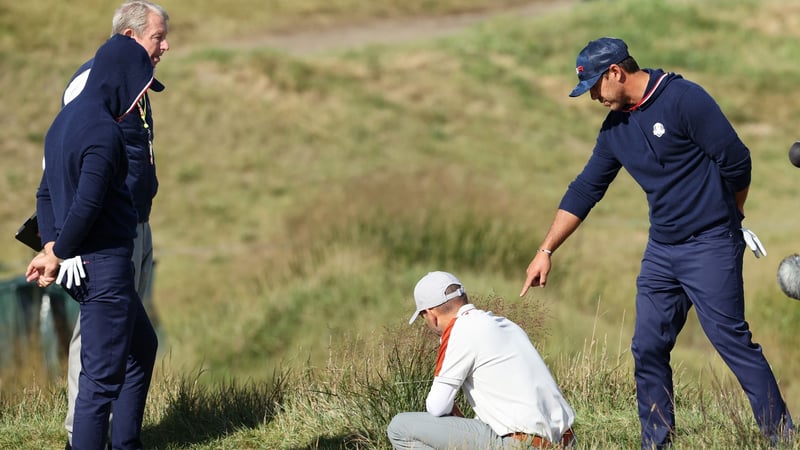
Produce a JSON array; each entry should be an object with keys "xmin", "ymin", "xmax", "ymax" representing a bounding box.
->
[{"xmin": 4, "ymin": 0, "xmax": 800, "ymax": 447}]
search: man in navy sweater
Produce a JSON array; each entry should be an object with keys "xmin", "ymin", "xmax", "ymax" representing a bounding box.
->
[
  {"xmin": 59, "ymin": 2, "xmax": 169, "ymax": 448},
  {"xmin": 26, "ymin": 34, "xmax": 158, "ymax": 450},
  {"xmin": 519, "ymin": 37, "xmax": 793, "ymax": 449}
]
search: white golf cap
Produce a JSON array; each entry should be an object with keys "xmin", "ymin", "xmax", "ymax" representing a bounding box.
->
[{"xmin": 409, "ymin": 271, "xmax": 465, "ymax": 324}]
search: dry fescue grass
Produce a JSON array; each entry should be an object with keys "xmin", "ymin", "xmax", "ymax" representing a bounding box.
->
[
  {"xmin": 2, "ymin": 301, "xmax": 794, "ymax": 449},
  {"xmin": 4, "ymin": 0, "xmax": 800, "ymax": 447}
]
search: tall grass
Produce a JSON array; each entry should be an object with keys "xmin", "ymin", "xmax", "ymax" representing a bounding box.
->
[
  {"xmin": 2, "ymin": 297, "xmax": 792, "ymax": 449},
  {"xmin": 4, "ymin": 0, "xmax": 800, "ymax": 447},
  {"xmin": 142, "ymin": 362, "xmax": 287, "ymax": 448}
]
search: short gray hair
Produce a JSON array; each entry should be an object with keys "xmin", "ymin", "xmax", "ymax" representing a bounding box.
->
[{"xmin": 111, "ymin": 0, "xmax": 169, "ymax": 37}]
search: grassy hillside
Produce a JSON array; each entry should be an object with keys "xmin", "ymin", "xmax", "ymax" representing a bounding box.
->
[{"xmin": 3, "ymin": 0, "xmax": 800, "ymax": 447}]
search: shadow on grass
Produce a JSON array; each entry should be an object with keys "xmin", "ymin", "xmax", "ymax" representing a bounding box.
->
[
  {"xmin": 142, "ymin": 370, "xmax": 288, "ymax": 449},
  {"xmin": 287, "ymin": 433, "xmax": 374, "ymax": 450}
]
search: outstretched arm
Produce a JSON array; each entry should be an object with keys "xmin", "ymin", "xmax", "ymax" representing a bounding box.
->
[{"xmin": 520, "ymin": 209, "xmax": 582, "ymax": 297}]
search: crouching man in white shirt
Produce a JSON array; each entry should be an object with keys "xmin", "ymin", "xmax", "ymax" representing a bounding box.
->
[{"xmin": 387, "ymin": 271, "xmax": 576, "ymax": 449}]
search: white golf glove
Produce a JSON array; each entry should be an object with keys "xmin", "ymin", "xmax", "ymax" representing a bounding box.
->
[
  {"xmin": 56, "ymin": 255, "xmax": 86, "ymax": 289},
  {"xmin": 741, "ymin": 227, "xmax": 767, "ymax": 258}
]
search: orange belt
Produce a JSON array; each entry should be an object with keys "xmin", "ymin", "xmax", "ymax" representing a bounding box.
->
[{"xmin": 503, "ymin": 427, "xmax": 575, "ymax": 448}]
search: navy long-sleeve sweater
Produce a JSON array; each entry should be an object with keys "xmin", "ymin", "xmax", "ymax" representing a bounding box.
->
[
  {"xmin": 559, "ymin": 69, "xmax": 750, "ymax": 244},
  {"xmin": 63, "ymin": 60, "xmax": 163, "ymax": 223},
  {"xmin": 36, "ymin": 34, "xmax": 154, "ymax": 258}
]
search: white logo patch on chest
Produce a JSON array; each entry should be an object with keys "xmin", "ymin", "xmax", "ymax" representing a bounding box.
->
[{"xmin": 653, "ymin": 122, "xmax": 666, "ymax": 138}]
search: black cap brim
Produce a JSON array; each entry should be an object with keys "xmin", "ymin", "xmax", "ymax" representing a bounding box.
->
[{"xmin": 151, "ymin": 78, "xmax": 165, "ymax": 92}]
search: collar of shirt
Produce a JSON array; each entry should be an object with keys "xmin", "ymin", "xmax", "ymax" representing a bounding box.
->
[
  {"xmin": 624, "ymin": 72, "xmax": 669, "ymax": 112},
  {"xmin": 457, "ymin": 303, "xmax": 476, "ymax": 317}
]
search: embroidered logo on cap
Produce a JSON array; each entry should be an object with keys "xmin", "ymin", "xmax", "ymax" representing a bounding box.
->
[{"xmin": 576, "ymin": 65, "xmax": 584, "ymax": 75}]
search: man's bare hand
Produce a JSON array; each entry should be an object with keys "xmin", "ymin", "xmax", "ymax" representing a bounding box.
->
[
  {"xmin": 520, "ymin": 251, "xmax": 552, "ymax": 297},
  {"xmin": 26, "ymin": 242, "xmax": 60, "ymax": 288}
]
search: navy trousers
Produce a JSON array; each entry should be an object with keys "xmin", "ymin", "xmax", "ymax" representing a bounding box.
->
[
  {"xmin": 68, "ymin": 253, "xmax": 158, "ymax": 450},
  {"xmin": 632, "ymin": 224, "xmax": 792, "ymax": 449}
]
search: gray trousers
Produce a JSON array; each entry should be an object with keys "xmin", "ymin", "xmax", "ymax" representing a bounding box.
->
[
  {"xmin": 65, "ymin": 222, "xmax": 156, "ymax": 445},
  {"xmin": 387, "ymin": 412, "xmax": 536, "ymax": 450}
]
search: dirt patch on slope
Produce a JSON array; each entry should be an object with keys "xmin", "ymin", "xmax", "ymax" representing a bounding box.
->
[{"xmin": 222, "ymin": 0, "xmax": 576, "ymax": 56}]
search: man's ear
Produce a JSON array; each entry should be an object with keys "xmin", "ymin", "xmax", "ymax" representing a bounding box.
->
[
  {"xmin": 122, "ymin": 28, "xmax": 135, "ymax": 38},
  {"xmin": 610, "ymin": 64, "xmax": 626, "ymax": 83}
]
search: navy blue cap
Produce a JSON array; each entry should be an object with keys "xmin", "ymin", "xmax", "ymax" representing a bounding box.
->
[{"xmin": 569, "ymin": 37, "xmax": 629, "ymax": 97}]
